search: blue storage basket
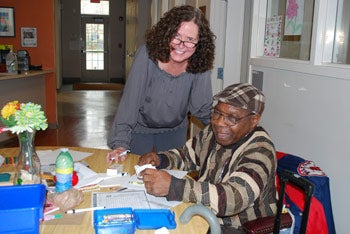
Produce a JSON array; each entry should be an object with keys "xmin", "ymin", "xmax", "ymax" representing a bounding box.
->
[{"xmin": 0, "ymin": 184, "xmax": 46, "ymax": 234}]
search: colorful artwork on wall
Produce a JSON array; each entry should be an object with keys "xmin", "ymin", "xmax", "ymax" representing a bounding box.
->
[{"xmin": 284, "ymin": 0, "xmax": 304, "ymax": 36}]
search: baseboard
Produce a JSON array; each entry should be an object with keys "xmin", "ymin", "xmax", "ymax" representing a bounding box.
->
[{"xmin": 72, "ymin": 83, "xmax": 124, "ymax": 91}]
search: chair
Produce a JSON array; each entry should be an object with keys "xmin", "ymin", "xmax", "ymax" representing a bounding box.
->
[{"xmin": 242, "ymin": 169, "xmax": 315, "ymax": 234}]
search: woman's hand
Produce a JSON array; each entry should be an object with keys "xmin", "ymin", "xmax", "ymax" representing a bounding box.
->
[
  {"xmin": 138, "ymin": 152, "xmax": 160, "ymax": 167},
  {"xmin": 106, "ymin": 147, "xmax": 128, "ymax": 164}
]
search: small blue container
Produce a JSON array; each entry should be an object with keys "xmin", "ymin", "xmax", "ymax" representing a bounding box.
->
[
  {"xmin": 0, "ymin": 184, "xmax": 46, "ymax": 234},
  {"xmin": 94, "ymin": 208, "xmax": 135, "ymax": 234}
]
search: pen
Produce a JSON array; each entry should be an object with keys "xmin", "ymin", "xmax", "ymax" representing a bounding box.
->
[
  {"xmin": 65, "ymin": 206, "xmax": 106, "ymax": 214},
  {"xmin": 111, "ymin": 150, "xmax": 130, "ymax": 160}
]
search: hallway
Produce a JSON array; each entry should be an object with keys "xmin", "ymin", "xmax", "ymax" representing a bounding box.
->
[{"xmin": 2, "ymin": 86, "xmax": 122, "ymax": 149}]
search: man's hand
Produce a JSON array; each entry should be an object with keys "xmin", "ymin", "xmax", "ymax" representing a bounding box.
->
[
  {"xmin": 141, "ymin": 168, "xmax": 171, "ymax": 196},
  {"xmin": 138, "ymin": 152, "xmax": 160, "ymax": 167}
]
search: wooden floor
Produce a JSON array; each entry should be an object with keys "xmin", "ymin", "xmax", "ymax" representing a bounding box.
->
[{"xmin": 2, "ymin": 85, "xmax": 123, "ymax": 149}]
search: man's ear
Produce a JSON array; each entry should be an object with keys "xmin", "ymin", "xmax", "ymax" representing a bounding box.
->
[{"xmin": 251, "ymin": 114, "xmax": 261, "ymax": 127}]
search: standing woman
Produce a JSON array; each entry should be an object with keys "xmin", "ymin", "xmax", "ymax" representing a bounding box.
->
[{"xmin": 107, "ymin": 5, "xmax": 216, "ymax": 163}]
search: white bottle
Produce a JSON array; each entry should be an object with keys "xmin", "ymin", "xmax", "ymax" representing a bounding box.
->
[{"xmin": 5, "ymin": 50, "xmax": 17, "ymax": 73}]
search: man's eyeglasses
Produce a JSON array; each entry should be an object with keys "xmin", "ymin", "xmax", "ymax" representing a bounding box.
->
[
  {"xmin": 211, "ymin": 109, "xmax": 255, "ymax": 126},
  {"xmin": 171, "ymin": 37, "xmax": 198, "ymax": 48}
]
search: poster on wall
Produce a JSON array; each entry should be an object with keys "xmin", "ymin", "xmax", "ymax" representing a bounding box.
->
[
  {"xmin": 0, "ymin": 7, "xmax": 15, "ymax": 37},
  {"xmin": 21, "ymin": 27, "xmax": 37, "ymax": 47},
  {"xmin": 264, "ymin": 16, "xmax": 282, "ymax": 57},
  {"xmin": 284, "ymin": 0, "xmax": 304, "ymax": 36}
]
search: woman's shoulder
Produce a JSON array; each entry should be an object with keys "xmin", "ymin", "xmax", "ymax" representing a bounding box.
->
[
  {"xmin": 135, "ymin": 44, "xmax": 148, "ymax": 56},
  {"xmin": 132, "ymin": 44, "xmax": 155, "ymax": 67}
]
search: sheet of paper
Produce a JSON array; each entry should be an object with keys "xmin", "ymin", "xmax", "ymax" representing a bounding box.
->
[
  {"xmin": 38, "ymin": 149, "xmax": 93, "ymax": 165},
  {"xmin": 90, "ymin": 169, "xmax": 186, "ymax": 211},
  {"xmin": 99, "ymin": 175, "xmax": 130, "ymax": 188},
  {"xmin": 92, "ymin": 190, "xmax": 151, "ymax": 209},
  {"xmin": 73, "ymin": 162, "xmax": 132, "ymax": 189},
  {"xmin": 74, "ymin": 162, "xmax": 97, "ymax": 178},
  {"xmin": 126, "ymin": 169, "xmax": 187, "ymax": 208}
]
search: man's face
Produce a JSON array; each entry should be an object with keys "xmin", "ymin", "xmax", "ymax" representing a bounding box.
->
[{"xmin": 211, "ymin": 102, "xmax": 260, "ymax": 146}]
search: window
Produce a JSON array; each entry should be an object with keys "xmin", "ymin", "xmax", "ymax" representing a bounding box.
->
[
  {"xmin": 264, "ymin": 0, "xmax": 315, "ymax": 60},
  {"xmin": 332, "ymin": 0, "xmax": 350, "ymax": 64},
  {"xmin": 85, "ymin": 23, "xmax": 104, "ymax": 70},
  {"xmin": 81, "ymin": 0, "xmax": 109, "ymax": 15}
]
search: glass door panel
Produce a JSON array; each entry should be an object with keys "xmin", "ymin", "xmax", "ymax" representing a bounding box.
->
[{"xmin": 81, "ymin": 17, "xmax": 109, "ymax": 82}]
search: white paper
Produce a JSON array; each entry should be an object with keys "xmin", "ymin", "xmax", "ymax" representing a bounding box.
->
[
  {"xmin": 99, "ymin": 175, "xmax": 130, "ymax": 188},
  {"xmin": 73, "ymin": 162, "xmax": 131, "ymax": 189},
  {"xmin": 125, "ymin": 169, "xmax": 187, "ymax": 208},
  {"xmin": 92, "ymin": 190, "xmax": 151, "ymax": 209},
  {"xmin": 38, "ymin": 149, "xmax": 93, "ymax": 165},
  {"xmin": 0, "ymin": 154, "xmax": 4, "ymax": 167},
  {"xmin": 75, "ymin": 162, "xmax": 97, "ymax": 178}
]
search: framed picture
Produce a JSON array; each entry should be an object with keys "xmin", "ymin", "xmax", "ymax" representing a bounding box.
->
[
  {"xmin": 21, "ymin": 27, "xmax": 37, "ymax": 47},
  {"xmin": 0, "ymin": 7, "xmax": 15, "ymax": 37}
]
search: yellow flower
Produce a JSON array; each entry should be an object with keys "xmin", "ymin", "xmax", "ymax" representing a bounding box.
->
[{"xmin": 1, "ymin": 100, "xmax": 20, "ymax": 119}]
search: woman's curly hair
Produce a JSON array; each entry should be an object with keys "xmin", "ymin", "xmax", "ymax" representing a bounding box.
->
[{"xmin": 145, "ymin": 5, "xmax": 216, "ymax": 74}]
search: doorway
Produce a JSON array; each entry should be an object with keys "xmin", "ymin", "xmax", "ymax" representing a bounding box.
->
[
  {"xmin": 81, "ymin": 16, "xmax": 109, "ymax": 82},
  {"xmin": 60, "ymin": 0, "xmax": 152, "ymax": 86}
]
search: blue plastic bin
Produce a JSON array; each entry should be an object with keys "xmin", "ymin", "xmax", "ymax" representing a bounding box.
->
[{"xmin": 0, "ymin": 184, "xmax": 46, "ymax": 234}]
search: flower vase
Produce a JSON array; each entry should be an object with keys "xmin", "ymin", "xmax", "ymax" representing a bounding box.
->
[{"xmin": 14, "ymin": 130, "xmax": 42, "ymax": 185}]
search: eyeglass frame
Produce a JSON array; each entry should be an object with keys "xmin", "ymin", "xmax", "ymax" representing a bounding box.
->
[
  {"xmin": 171, "ymin": 37, "xmax": 198, "ymax": 48},
  {"xmin": 211, "ymin": 108, "xmax": 255, "ymax": 126}
]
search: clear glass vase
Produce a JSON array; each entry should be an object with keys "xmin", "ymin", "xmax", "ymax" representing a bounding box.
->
[{"xmin": 14, "ymin": 130, "xmax": 42, "ymax": 185}]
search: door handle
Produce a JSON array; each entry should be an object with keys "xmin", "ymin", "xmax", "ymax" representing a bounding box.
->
[
  {"xmin": 81, "ymin": 50, "xmax": 108, "ymax": 54},
  {"xmin": 126, "ymin": 52, "xmax": 135, "ymax": 57}
]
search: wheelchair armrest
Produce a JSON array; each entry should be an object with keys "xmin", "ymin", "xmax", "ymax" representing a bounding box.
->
[{"xmin": 242, "ymin": 213, "xmax": 292, "ymax": 234}]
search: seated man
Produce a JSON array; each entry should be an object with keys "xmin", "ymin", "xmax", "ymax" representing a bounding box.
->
[{"xmin": 138, "ymin": 83, "xmax": 277, "ymax": 233}]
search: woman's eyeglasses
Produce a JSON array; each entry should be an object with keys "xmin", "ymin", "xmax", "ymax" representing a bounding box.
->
[
  {"xmin": 211, "ymin": 109, "xmax": 254, "ymax": 126},
  {"xmin": 171, "ymin": 37, "xmax": 197, "ymax": 48}
]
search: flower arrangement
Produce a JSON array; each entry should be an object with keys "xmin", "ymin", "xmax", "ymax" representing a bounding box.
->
[{"xmin": 0, "ymin": 100, "xmax": 48, "ymax": 134}]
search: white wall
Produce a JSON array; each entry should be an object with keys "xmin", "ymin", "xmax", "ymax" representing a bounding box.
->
[
  {"xmin": 251, "ymin": 64, "xmax": 348, "ymax": 233},
  {"xmin": 210, "ymin": 0, "xmax": 246, "ymax": 94}
]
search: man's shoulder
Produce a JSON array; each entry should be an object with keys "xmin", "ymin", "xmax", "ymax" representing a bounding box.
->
[
  {"xmin": 252, "ymin": 126, "xmax": 273, "ymax": 140},
  {"xmin": 245, "ymin": 127, "xmax": 275, "ymax": 154}
]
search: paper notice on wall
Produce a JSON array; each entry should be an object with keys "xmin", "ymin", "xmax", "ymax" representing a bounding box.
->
[{"xmin": 264, "ymin": 16, "xmax": 282, "ymax": 57}]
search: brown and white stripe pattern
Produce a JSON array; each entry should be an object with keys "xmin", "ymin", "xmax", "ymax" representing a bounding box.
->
[{"xmin": 159, "ymin": 125, "xmax": 277, "ymax": 229}]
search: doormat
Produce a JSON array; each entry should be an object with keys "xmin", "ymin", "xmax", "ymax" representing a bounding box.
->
[{"xmin": 72, "ymin": 83, "xmax": 124, "ymax": 91}]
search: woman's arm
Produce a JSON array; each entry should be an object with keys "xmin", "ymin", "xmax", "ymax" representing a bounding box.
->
[{"xmin": 107, "ymin": 45, "xmax": 149, "ymax": 149}]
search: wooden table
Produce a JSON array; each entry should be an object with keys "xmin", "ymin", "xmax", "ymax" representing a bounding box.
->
[{"xmin": 0, "ymin": 146, "xmax": 209, "ymax": 234}]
